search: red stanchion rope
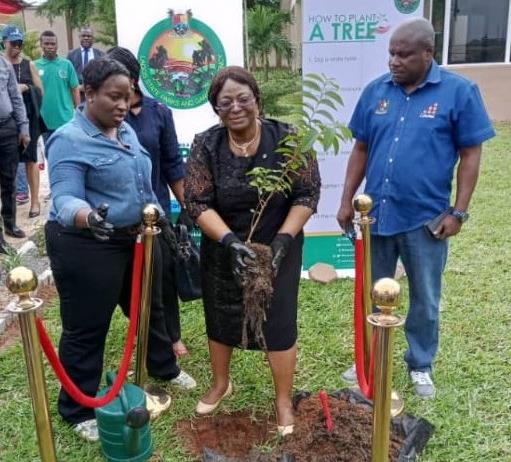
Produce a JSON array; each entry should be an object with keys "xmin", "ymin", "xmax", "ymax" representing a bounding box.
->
[
  {"xmin": 353, "ymin": 236, "xmax": 376, "ymax": 399},
  {"xmin": 36, "ymin": 236, "xmax": 145, "ymax": 408}
]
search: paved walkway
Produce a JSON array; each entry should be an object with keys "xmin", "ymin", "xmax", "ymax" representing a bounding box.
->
[{"xmin": 5, "ymin": 167, "xmax": 51, "ymax": 248}]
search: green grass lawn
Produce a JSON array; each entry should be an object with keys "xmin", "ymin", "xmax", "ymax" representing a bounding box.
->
[{"xmin": 1, "ymin": 124, "xmax": 510, "ymax": 461}]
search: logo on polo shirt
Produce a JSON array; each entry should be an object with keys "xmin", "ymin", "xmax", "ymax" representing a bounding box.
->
[
  {"xmin": 419, "ymin": 103, "xmax": 439, "ymax": 119},
  {"xmin": 375, "ymin": 99, "xmax": 390, "ymax": 115}
]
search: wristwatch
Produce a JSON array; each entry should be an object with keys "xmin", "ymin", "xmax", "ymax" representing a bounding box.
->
[{"xmin": 450, "ymin": 209, "xmax": 469, "ymax": 223}]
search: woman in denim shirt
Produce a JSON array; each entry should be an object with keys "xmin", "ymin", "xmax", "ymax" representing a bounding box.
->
[{"xmin": 45, "ymin": 58, "xmax": 178, "ymax": 442}]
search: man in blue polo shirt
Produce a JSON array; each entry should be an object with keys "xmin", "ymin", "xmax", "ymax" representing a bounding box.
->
[{"xmin": 337, "ymin": 18, "xmax": 495, "ymax": 398}]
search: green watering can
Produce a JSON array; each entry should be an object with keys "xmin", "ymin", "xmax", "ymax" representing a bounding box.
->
[{"xmin": 95, "ymin": 372, "xmax": 153, "ymax": 462}]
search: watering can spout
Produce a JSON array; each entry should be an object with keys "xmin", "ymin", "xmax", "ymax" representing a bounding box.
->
[{"xmin": 124, "ymin": 407, "xmax": 150, "ymax": 456}]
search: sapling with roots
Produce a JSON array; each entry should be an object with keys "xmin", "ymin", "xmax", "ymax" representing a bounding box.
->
[{"xmin": 240, "ymin": 73, "xmax": 351, "ymax": 349}]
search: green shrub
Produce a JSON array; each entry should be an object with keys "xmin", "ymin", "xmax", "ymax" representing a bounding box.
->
[{"xmin": 255, "ymin": 69, "xmax": 301, "ymax": 119}]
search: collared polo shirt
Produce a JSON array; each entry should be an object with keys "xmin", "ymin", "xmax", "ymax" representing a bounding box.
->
[
  {"xmin": 35, "ymin": 56, "xmax": 79, "ymax": 130},
  {"xmin": 47, "ymin": 109, "xmax": 162, "ymax": 227},
  {"xmin": 349, "ymin": 60, "xmax": 495, "ymax": 236}
]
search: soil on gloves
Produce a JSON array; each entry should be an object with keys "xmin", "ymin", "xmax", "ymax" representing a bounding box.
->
[{"xmin": 176, "ymin": 393, "xmax": 405, "ymax": 462}]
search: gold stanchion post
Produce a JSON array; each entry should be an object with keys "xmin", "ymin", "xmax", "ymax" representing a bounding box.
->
[
  {"xmin": 368, "ymin": 278, "xmax": 405, "ymax": 462},
  {"xmin": 352, "ymin": 194, "xmax": 404, "ymax": 417},
  {"xmin": 353, "ymin": 194, "xmax": 375, "ymax": 375},
  {"xmin": 134, "ymin": 204, "xmax": 171, "ymax": 418},
  {"xmin": 6, "ymin": 267, "xmax": 57, "ymax": 462}
]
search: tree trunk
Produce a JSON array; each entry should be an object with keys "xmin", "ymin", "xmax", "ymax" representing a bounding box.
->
[
  {"xmin": 264, "ymin": 54, "xmax": 269, "ymax": 81},
  {"xmin": 65, "ymin": 9, "xmax": 74, "ymax": 50}
]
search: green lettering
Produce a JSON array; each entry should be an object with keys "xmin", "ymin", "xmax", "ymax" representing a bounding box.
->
[
  {"xmin": 355, "ymin": 22, "xmax": 365, "ymax": 40},
  {"xmin": 332, "ymin": 23, "xmax": 341, "ymax": 41},
  {"xmin": 309, "ymin": 24, "xmax": 324, "ymax": 41},
  {"xmin": 367, "ymin": 21, "xmax": 377, "ymax": 39},
  {"xmin": 342, "ymin": 22, "xmax": 353, "ymax": 40}
]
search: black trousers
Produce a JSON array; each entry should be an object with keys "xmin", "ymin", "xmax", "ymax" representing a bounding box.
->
[
  {"xmin": 45, "ymin": 222, "xmax": 180, "ymax": 424},
  {"xmin": 159, "ymin": 222, "xmax": 181, "ymax": 343},
  {"xmin": 0, "ymin": 117, "xmax": 19, "ymax": 229}
]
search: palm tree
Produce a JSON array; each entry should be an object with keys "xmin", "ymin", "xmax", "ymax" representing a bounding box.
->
[{"xmin": 247, "ymin": 4, "xmax": 293, "ymax": 81}]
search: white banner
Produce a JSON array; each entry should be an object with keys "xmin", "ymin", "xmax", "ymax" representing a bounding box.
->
[
  {"xmin": 302, "ymin": 0, "xmax": 424, "ymax": 235},
  {"xmin": 115, "ymin": 0, "xmax": 244, "ymax": 154}
]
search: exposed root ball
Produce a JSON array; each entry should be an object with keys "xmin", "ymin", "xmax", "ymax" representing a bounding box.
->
[{"xmin": 241, "ymin": 243, "xmax": 273, "ymax": 350}]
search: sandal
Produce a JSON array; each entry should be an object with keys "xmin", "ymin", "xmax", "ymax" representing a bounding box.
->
[{"xmin": 28, "ymin": 204, "xmax": 41, "ymax": 218}]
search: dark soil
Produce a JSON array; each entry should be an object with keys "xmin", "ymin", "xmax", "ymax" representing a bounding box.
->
[
  {"xmin": 176, "ymin": 411, "xmax": 272, "ymax": 459},
  {"xmin": 0, "ymin": 284, "xmax": 58, "ymax": 350},
  {"xmin": 176, "ymin": 393, "xmax": 405, "ymax": 462}
]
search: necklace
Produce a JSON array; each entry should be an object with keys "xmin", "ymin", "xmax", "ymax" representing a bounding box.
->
[{"xmin": 229, "ymin": 121, "xmax": 260, "ymax": 157}]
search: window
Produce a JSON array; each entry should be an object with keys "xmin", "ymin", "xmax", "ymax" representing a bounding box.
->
[
  {"xmin": 432, "ymin": 0, "xmax": 446, "ymax": 63},
  {"xmin": 448, "ymin": 0, "xmax": 509, "ymax": 63}
]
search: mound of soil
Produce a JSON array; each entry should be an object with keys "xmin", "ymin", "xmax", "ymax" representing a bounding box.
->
[
  {"xmin": 176, "ymin": 390, "xmax": 433, "ymax": 462},
  {"xmin": 176, "ymin": 411, "xmax": 272, "ymax": 459}
]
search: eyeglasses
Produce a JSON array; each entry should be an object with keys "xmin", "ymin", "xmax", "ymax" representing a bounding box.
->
[
  {"xmin": 9, "ymin": 40, "xmax": 23, "ymax": 48},
  {"xmin": 215, "ymin": 96, "xmax": 255, "ymax": 114}
]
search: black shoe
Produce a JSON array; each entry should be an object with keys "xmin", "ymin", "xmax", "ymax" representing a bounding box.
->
[
  {"xmin": 4, "ymin": 225, "xmax": 26, "ymax": 238},
  {"xmin": 0, "ymin": 240, "xmax": 13, "ymax": 254}
]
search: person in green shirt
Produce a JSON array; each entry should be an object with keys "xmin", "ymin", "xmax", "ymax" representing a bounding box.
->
[{"xmin": 35, "ymin": 30, "xmax": 80, "ymax": 137}]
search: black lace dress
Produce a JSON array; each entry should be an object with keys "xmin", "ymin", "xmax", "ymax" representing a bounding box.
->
[{"xmin": 185, "ymin": 118, "xmax": 321, "ymax": 351}]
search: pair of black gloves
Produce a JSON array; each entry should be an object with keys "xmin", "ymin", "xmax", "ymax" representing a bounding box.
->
[
  {"xmin": 222, "ymin": 232, "xmax": 294, "ymax": 286},
  {"xmin": 86, "ymin": 205, "xmax": 194, "ymax": 242}
]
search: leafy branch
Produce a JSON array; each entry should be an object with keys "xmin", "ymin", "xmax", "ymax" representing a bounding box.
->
[{"xmin": 246, "ymin": 73, "xmax": 351, "ymax": 243}]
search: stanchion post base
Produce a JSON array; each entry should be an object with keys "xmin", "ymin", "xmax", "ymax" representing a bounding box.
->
[
  {"xmin": 144, "ymin": 384, "xmax": 171, "ymax": 420},
  {"xmin": 349, "ymin": 386, "xmax": 405, "ymax": 417}
]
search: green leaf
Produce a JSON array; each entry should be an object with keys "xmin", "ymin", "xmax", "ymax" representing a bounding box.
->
[
  {"xmin": 303, "ymin": 79, "xmax": 321, "ymax": 92},
  {"xmin": 332, "ymin": 135, "xmax": 340, "ymax": 154},
  {"xmin": 316, "ymin": 110, "xmax": 336, "ymax": 123},
  {"xmin": 326, "ymin": 91, "xmax": 343, "ymax": 105},
  {"xmin": 302, "ymin": 91, "xmax": 319, "ymax": 102},
  {"xmin": 318, "ymin": 98, "xmax": 338, "ymax": 111},
  {"xmin": 301, "ymin": 130, "xmax": 319, "ymax": 152},
  {"xmin": 305, "ymin": 73, "xmax": 325, "ymax": 83}
]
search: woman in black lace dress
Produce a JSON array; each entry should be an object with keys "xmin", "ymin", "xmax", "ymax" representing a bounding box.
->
[{"xmin": 185, "ymin": 66, "xmax": 320, "ymax": 435}]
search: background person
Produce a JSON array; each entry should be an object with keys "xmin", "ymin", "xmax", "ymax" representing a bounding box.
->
[
  {"xmin": 45, "ymin": 58, "xmax": 184, "ymax": 442},
  {"xmin": 2, "ymin": 25, "xmax": 43, "ymax": 218},
  {"xmin": 185, "ymin": 66, "xmax": 320, "ymax": 435},
  {"xmin": 35, "ymin": 30, "xmax": 80, "ymax": 142},
  {"xmin": 337, "ymin": 18, "xmax": 495, "ymax": 399},
  {"xmin": 0, "ymin": 47, "xmax": 29, "ymax": 240},
  {"xmin": 106, "ymin": 46, "xmax": 195, "ymax": 384},
  {"xmin": 67, "ymin": 26, "xmax": 105, "ymax": 101}
]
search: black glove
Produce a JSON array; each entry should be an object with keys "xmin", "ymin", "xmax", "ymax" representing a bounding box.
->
[
  {"xmin": 222, "ymin": 233, "xmax": 256, "ymax": 287},
  {"xmin": 176, "ymin": 208, "xmax": 195, "ymax": 230},
  {"xmin": 270, "ymin": 233, "xmax": 294, "ymax": 277},
  {"xmin": 87, "ymin": 203, "xmax": 114, "ymax": 241}
]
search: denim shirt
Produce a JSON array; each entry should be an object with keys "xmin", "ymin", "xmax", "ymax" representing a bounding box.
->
[
  {"xmin": 47, "ymin": 109, "xmax": 163, "ymax": 227},
  {"xmin": 349, "ymin": 61, "xmax": 495, "ymax": 236}
]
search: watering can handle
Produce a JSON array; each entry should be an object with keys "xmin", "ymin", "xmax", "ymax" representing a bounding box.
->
[{"xmin": 106, "ymin": 371, "xmax": 130, "ymax": 411}]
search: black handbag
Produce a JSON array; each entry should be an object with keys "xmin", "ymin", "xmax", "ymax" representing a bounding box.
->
[{"xmin": 175, "ymin": 224, "xmax": 202, "ymax": 301}]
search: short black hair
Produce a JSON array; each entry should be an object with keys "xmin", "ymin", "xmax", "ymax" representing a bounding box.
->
[
  {"xmin": 82, "ymin": 57, "xmax": 130, "ymax": 91},
  {"xmin": 40, "ymin": 30, "xmax": 56, "ymax": 40},
  {"xmin": 208, "ymin": 66, "xmax": 261, "ymax": 114}
]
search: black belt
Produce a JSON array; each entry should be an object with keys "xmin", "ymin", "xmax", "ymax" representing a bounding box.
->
[
  {"xmin": 0, "ymin": 114, "xmax": 13, "ymax": 126},
  {"xmin": 112, "ymin": 224, "xmax": 142, "ymax": 236}
]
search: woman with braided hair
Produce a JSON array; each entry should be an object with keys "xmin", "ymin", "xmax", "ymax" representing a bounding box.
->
[{"xmin": 107, "ymin": 47, "xmax": 195, "ymax": 386}]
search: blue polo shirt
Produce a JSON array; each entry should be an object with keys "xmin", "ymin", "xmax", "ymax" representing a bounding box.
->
[
  {"xmin": 47, "ymin": 110, "xmax": 163, "ymax": 227},
  {"xmin": 349, "ymin": 60, "xmax": 495, "ymax": 236}
]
